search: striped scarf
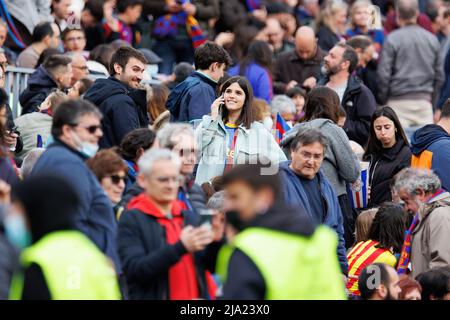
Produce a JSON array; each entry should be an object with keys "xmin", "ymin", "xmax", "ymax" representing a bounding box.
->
[
  {"xmin": 397, "ymin": 188, "xmax": 446, "ymax": 275},
  {"xmin": 153, "ymin": 0, "xmax": 207, "ymax": 48}
]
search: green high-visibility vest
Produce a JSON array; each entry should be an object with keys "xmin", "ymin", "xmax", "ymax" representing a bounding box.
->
[
  {"xmin": 217, "ymin": 225, "xmax": 347, "ymax": 300},
  {"xmin": 10, "ymin": 230, "xmax": 121, "ymax": 300}
]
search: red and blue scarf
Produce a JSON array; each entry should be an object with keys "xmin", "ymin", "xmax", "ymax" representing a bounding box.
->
[
  {"xmin": 153, "ymin": 0, "xmax": 207, "ymax": 48},
  {"xmin": 397, "ymin": 188, "xmax": 446, "ymax": 274}
]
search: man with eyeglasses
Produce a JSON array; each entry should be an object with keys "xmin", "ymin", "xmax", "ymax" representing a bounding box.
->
[
  {"xmin": 62, "ymin": 28, "xmax": 87, "ymax": 54},
  {"xmin": 84, "ymin": 46, "xmax": 149, "ymax": 148},
  {"xmin": 118, "ymin": 148, "xmax": 220, "ymax": 300},
  {"xmin": 68, "ymin": 52, "xmax": 89, "ymax": 86},
  {"xmin": 32, "ymin": 99, "xmax": 124, "ymax": 293},
  {"xmin": 121, "ymin": 124, "xmax": 222, "ymax": 242},
  {"xmin": 279, "ymin": 127, "xmax": 348, "ymax": 276}
]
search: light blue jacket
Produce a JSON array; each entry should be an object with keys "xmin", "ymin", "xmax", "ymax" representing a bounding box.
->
[{"xmin": 195, "ymin": 115, "xmax": 287, "ymax": 185}]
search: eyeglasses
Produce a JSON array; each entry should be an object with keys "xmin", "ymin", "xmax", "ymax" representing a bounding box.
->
[
  {"xmin": 71, "ymin": 124, "xmax": 102, "ymax": 134},
  {"xmin": 298, "ymin": 150, "xmax": 323, "ymax": 161},
  {"xmin": 66, "ymin": 36, "xmax": 85, "ymax": 42},
  {"xmin": 175, "ymin": 148, "xmax": 199, "ymax": 158},
  {"xmin": 73, "ymin": 65, "xmax": 89, "ymax": 71},
  {"xmin": 155, "ymin": 176, "xmax": 183, "ymax": 184},
  {"xmin": 110, "ymin": 174, "xmax": 127, "ymax": 185}
]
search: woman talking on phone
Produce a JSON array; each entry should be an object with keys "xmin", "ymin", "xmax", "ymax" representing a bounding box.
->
[{"xmin": 195, "ymin": 76, "xmax": 286, "ymax": 185}]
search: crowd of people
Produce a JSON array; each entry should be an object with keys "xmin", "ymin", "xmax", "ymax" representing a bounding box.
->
[{"xmin": 0, "ymin": 0, "xmax": 450, "ymax": 300}]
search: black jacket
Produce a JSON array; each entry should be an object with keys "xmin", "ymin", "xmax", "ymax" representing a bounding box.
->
[
  {"xmin": 355, "ymin": 60, "xmax": 381, "ymax": 104},
  {"xmin": 319, "ymin": 75, "xmax": 376, "ymax": 147},
  {"xmin": 364, "ymin": 139, "xmax": 411, "ymax": 207},
  {"xmin": 84, "ymin": 77, "xmax": 149, "ymax": 148},
  {"xmin": 317, "ymin": 26, "xmax": 340, "ymax": 52},
  {"xmin": 223, "ymin": 203, "xmax": 315, "ymax": 300},
  {"xmin": 19, "ymin": 66, "xmax": 59, "ymax": 115},
  {"xmin": 117, "ymin": 201, "xmax": 220, "ymax": 300}
]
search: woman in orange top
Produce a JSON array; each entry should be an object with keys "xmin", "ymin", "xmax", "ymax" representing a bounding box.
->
[{"xmin": 347, "ymin": 203, "xmax": 407, "ymax": 296}]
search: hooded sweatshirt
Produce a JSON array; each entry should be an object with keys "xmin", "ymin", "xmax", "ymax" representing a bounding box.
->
[
  {"xmin": 410, "ymin": 124, "xmax": 450, "ymax": 191},
  {"xmin": 84, "ymin": 77, "xmax": 149, "ymax": 148},
  {"xmin": 19, "ymin": 66, "xmax": 58, "ymax": 115}
]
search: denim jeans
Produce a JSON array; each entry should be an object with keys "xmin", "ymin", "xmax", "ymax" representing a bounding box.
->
[{"xmin": 152, "ymin": 38, "xmax": 194, "ymax": 75}]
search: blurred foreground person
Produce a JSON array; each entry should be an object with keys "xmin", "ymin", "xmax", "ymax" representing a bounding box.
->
[
  {"xmin": 217, "ymin": 163, "xmax": 346, "ymax": 300},
  {"xmin": 9, "ymin": 175, "xmax": 121, "ymax": 300}
]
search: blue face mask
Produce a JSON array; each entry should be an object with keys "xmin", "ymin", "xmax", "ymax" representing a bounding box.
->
[
  {"xmin": 71, "ymin": 130, "xmax": 99, "ymax": 158},
  {"xmin": 79, "ymin": 142, "xmax": 99, "ymax": 158},
  {"xmin": 4, "ymin": 214, "xmax": 32, "ymax": 249}
]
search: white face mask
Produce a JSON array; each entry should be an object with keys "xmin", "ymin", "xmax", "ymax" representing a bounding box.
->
[
  {"xmin": 263, "ymin": 117, "xmax": 273, "ymax": 130},
  {"xmin": 71, "ymin": 130, "xmax": 99, "ymax": 158}
]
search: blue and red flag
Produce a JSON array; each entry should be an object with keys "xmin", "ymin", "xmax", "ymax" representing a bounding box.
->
[{"xmin": 275, "ymin": 113, "xmax": 291, "ymax": 144}]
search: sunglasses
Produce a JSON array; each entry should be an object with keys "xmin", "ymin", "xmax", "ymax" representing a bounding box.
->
[
  {"xmin": 110, "ymin": 175, "xmax": 127, "ymax": 185},
  {"xmin": 71, "ymin": 124, "xmax": 102, "ymax": 134}
]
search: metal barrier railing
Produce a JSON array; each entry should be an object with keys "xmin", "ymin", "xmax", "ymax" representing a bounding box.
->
[{"xmin": 4, "ymin": 66, "xmax": 34, "ymax": 119}]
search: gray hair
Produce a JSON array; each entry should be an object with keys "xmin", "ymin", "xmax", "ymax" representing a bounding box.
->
[
  {"xmin": 138, "ymin": 148, "xmax": 181, "ymax": 177},
  {"xmin": 270, "ymin": 95, "xmax": 296, "ymax": 116},
  {"xmin": 207, "ymin": 191, "xmax": 226, "ymax": 212},
  {"xmin": 157, "ymin": 123, "xmax": 194, "ymax": 149},
  {"xmin": 21, "ymin": 148, "xmax": 46, "ymax": 179},
  {"xmin": 393, "ymin": 168, "xmax": 441, "ymax": 195},
  {"xmin": 396, "ymin": 0, "xmax": 419, "ymax": 21},
  {"xmin": 290, "ymin": 127, "xmax": 328, "ymax": 151}
]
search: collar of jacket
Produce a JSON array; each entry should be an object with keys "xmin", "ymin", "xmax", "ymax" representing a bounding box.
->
[
  {"xmin": 318, "ymin": 74, "xmax": 362, "ymax": 95},
  {"xmin": 108, "ymin": 76, "xmax": 148, "ymax": 109},
  {"xmin": 414, "ymin": 191, "xmax": 450, "ymax": 231},
  {"xmin": 289, "ymin": 47, "xmax": 324, "ymax": 65},
  {"xmin": 51, "ymin": 138, "xmax": 88, "ymax": 161},
  {"xmin": 376, "ymin": 139, "xmax": 409, "ymax": 161},
  {"xmin": 127, "ymin": 193, "xmax": 184, "ymax": 219},
  {"xmin": 193, "ymin": 71, "xmax": 218, "ymax": 87}
]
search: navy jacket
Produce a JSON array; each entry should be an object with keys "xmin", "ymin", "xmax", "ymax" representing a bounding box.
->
[
  {"xmin": 166, "ymin": 72, "xmax": 217, "ymax": 122},
  {"xmin": 279, "ymin": 161, "xmax": 348, "ymax": 274},
  {"xmin": 84, "ymin": 77, "xmax": 149, "ymax": 148},
  {"xmin": 411, "ymin": 124, "xmax": 450, "ymax": 191},
  {"xmin": 31, "ymin": 139, "xmax": 121, "ymax": 272},
  {"xmin": 319, "ymin": 75, "xmax": 376, "ymax": 146},
  {"xmin": 19, "ymin": 66, "xmax": 59, "ymax": 115}
]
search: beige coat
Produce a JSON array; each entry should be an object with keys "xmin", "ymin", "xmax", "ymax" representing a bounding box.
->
[{"xmin": 411, "ymin": 191, "xmax": 450, "ymax": 278}]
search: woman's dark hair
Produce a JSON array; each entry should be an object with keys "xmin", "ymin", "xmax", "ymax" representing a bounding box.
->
[
  {"xmin": 148, "ymin": 84, "xmax": 169, "ymax": 123},
  {"xmin": 119, "ymin": 128, "xmax": 156, "ymax": 161},
  {"xmin": 89, "ymin": 44, "xmax": 114, "ymax": 69},
  {"xmin": 36, "ymin": 48, "xmax": 61, "ymax": 67},
  {"xmin": 368, "ymin": 202, "xmax": 406, "ymax": 254},
  {"xmin": 229, "ymin": 21, "xmax": 265, "ymax": 63},
  {"xmin": 239, "ymin": 40, "xmax": 273, "ymax": 77},
  {"xmin": 416, "ymin": 267, "xmax": 450, "ymax": 300},
  {"xmin": 364, "ymin": 106, "xmax": 409, "ymax": 158},
  {"xmin": 219, "ymin": 76, "xmax": 253, "ymax": 129},
  {"xmin": 303, "ymin": 86, "xmax": 340, "ymax": 124},
  {"xmin": 286, "ymin": 86, "xmax": 307, "ymax": 100}
]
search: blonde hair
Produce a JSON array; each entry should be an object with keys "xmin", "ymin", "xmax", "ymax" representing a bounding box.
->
[
  {"xmin": 317, "ymin": 0, "xmax": 349, "ymax": 34},
  {"xmin": 354, "ymin": 208, "xmax": 378, "ymax": 244},
  {"xmin": 350, "ymin": 0, "xmax": 372, "ymax": 27}
]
